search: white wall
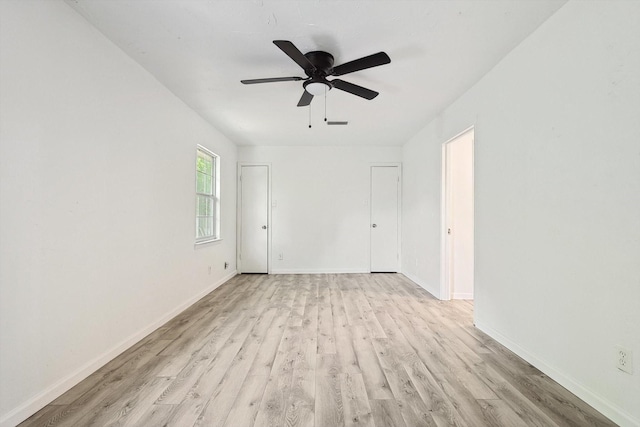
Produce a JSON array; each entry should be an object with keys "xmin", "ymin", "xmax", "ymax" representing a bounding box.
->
[
  {"xmin": 0, "ymin": 1, "xmax": 237, "ymax": 425},
  {"xmin": 238, "ymin": 146, "xmax": 402, "ymax": 274},
  {"xmin": 402, "ymin": 1, "xmax": 640, "ymax": 425}
]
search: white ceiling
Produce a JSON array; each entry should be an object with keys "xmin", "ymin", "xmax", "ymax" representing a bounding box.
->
[{"xmin": 65, "ymin": 0, "xmax": 567, "ymax": 147}]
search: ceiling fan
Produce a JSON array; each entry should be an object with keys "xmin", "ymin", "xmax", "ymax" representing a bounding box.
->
[{"xmin": 241, "ymin": 40, "xmax": 391, "ymax": 107}]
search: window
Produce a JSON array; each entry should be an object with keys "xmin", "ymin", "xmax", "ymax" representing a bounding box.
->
[{"xmin": 195, "ymin": 146, "xmax": 220, "ymax": 243}]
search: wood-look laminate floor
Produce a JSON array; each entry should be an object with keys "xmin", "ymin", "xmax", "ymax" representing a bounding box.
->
[{"xmin": 20, "ymin": 274, "xmax": 615, "ymax": 427}]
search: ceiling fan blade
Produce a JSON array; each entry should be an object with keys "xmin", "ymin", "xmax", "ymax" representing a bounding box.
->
[
  {"xmin": 273, "ymin": 40, "xmax": 316, "ymax": 72},
  {"xmin": 332, "ymin": 52, "xmax": 391, "ymax": 76},
  {"xmin": 331, "ymin": 79, "xmax": 379, "ymax": 100},
  {"xmin": 241, "ymin": 76, "xmax": 305, "ymax": 84},
  {"xmin": 297, "ymin": 90, "xmax": 313, "ymax": 107}
]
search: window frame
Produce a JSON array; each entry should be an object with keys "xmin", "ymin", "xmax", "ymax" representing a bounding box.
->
[{"xmin": 195, "ymin": 145, "xmax": 220, "ymax": 245}]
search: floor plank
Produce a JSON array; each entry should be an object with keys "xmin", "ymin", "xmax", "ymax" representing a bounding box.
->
[
  {"xmin": 316, "ymin": 354, "xmax": 345, "ymax": 427},
  {"xmin": 20, "ymin": 273, "xmax": 616, "ymax": 427},
  {"xmin": 370, "ymin": 399, "xmax": 406, "ymax": 427},
  {"xmin": 341, "ymin": 373, "xmax": 375, "ymax": 427}
]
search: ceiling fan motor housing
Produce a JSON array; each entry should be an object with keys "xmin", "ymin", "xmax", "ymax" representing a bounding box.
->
[
  {"xmin": 303, "ymin": 51, "xmax": 335, "ymax": 94},
  {"xmin": 304, "ymin": 51, "xmax": 334, "ymax": 76}
]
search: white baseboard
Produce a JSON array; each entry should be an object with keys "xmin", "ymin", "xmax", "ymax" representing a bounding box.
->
[
  {"xmin": 400, "ymin": 271, "xmax": 440, "ymax": 299},
  {"xmin": 475, "ymin": 320, "xmax": 639, "ymax": 427},
  {"xmin": 269, "ymin": 268, "xmax": 369, "ymax": 274},
  {"xmin": 452, "ymin": 292, "xmax": 474, "ymax": 300},
  {"xmin": 0, "ymin": 271, "xmax": 237, "ymax": 427}
]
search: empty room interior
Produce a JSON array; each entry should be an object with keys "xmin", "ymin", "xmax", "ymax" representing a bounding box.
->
[{"xmin": 1, "ymin": 1, "xmax": 639, "ymax": 426}]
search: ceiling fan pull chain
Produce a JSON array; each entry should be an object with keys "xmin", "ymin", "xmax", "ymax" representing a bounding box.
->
[
  {"xmin": 308, "ymin": 103, "xmax": 312, "ymax": 128},
  {"xmin": 324, "ymin": 86, "xmax": 327, "ymax": 122}
]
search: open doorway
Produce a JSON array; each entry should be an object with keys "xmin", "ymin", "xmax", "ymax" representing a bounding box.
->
[{"xmin": 441, "ymin": 127, "xmax": 474, "ymax": 300}]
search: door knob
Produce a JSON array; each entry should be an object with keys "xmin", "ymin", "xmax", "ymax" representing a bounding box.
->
[
  {"xmin": 372, "ymin": 224, "xmax": 377, "ymax": 228},
  {"xmin": 262, "ymin": 225, "xmax": 267, "ymax": 229}
]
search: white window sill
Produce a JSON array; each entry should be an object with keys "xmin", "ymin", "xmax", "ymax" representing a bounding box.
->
[{"xmin": 194, "ymin": 238, "xmax": 222, "ymax": 247}]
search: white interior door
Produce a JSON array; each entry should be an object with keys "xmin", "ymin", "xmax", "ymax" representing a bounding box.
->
[
  {"xmin": 240, "ymin": 165, "xmax": 269, "ymax": 273},
  {"xmin": 443, "ymin": 129, "xmax": 474, "ymax": 299},
  {"xmin": 370, "ymin": 165, "xmax": 399, "ymax": 272}
]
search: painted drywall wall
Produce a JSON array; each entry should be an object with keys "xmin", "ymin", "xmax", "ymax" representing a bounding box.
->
[
  {"xmin": 238, "ymin": 146, "xmax": 402, "ymax": 273},
  {"xmin": 0, "ymin": 1, "xmax": 237, "ymax": 425},
  {"xmin": 402, "ymin": 1, "xmax": 640, "ymax": 425}
]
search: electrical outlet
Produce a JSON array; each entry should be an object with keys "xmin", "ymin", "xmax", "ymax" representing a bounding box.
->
[
  {"xmin": 224, "ymin": 262, "xmax": 229, "ymax": 269},
  {"xmin": 615, "ymin": 346, "xmax": 633, "ymax": 374},
  {"xmin": 278, "ymin": 252, "xmax": 284, "ymax": 261}
]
